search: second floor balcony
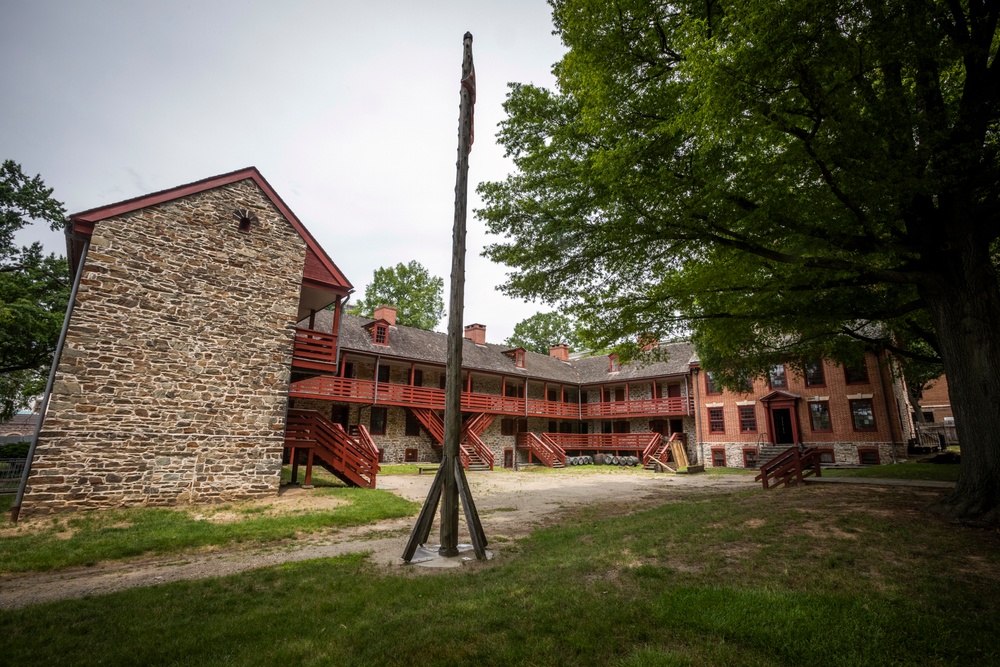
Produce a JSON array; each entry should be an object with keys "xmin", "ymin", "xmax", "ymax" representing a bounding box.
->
[{"xmin": 289, "ymin": 373, "xmax": 694, "ymax": 420}]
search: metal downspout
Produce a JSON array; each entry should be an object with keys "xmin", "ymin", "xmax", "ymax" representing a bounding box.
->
[
  {"xmin": 11, "ymin": 237, "xmax": 91, "ymax": 522},
  {"xmin": 334, "ymin": 294, "xmax": 350, "ymax": 370}
]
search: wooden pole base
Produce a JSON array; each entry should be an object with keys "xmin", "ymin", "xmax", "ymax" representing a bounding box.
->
[{"xmin": 401, "ymin": 457, "xmax": 487, "ymax": 562}]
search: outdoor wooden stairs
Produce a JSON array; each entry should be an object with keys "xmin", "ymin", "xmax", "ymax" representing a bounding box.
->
[
  {"xmin": 643, "ymin": 433, "xmax": 684, "ymax": 470},
  {"xmin": 523, "ymin": 433, "xmax": 566, "ymax": 468},
  {"xmin": 408, "ymin": 408, "xmax": 495, "ymax": 470},
  {"xmin": 285, "ymin": 409, "xmax": 380, "ymax": 488},
  {"xmin": 755, "ymin": 445, "xmax": 821, "ymax": 490}
]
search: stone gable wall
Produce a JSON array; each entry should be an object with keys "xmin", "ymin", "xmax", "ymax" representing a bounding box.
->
[{"xmin": 24, "ymin": 180, "xmax": 306, "ymax": 514}]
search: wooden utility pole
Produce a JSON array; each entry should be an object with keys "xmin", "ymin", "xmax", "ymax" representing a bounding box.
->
[{"xmin": 402, "ymin": 32, "xmax": 487, "ymax": 562}]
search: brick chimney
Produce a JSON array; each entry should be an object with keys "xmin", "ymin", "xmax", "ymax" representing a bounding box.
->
[
  {"xmin": 640, "ymin": 334, "xmax": 659, "ymax": 352},
  {"xmin": 549, "ymin": 344, "xmax": 570, "ymax": 362},
  {"xmin": 373, "ymin": 305, "xmax": 397, "ymax": 326},
  {"xmin": 464, "ymin": 323, "xmax": 486, "ymax": 345}
]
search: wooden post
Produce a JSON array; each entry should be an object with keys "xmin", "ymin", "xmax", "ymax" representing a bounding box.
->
[{"xmin": 402, "ymin": 32, "xmax": 487, "ymax": 562}]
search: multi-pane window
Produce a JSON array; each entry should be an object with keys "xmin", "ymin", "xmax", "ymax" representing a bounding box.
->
[
  {"xmin": 705, "ymin": 372, "xmax": 721, "ymax": 395},
  {"xmin": 609, "ymin": 355, "xmax": 620, "ymax": 372},
  {"xmin": 805, "ymin": 361, "xmax": 826, "ymax": 387},
  {"xmin": 515, "ymin": 350, "xmax": 525, "ymax": 368},
  {"xmin": 708, "ymin": 407, "xmax": 725, "ymax": 433},
  {"xmin": 850, "ymin": 399, "xmax": 876, "ymax": 431},
  {"xmin": 768, "ymin": 364, "xmax": 787, "ymax": 389},
  {"xmin": 370, "ymin": 407, "xmax": 387, "ymax": 435},
  {"xmin": 809, "ymin": 401, "xmax": 832, "ymax": 431},
  {"xmin": 738, "ymin": 405, "xmax": 757, "ymax": 432},
  {"xmin": 374, "ymin": 324, "xmax": 388, "ymax": 345},
  {"xmin": 858, "ymin": 447, "xmax": 880, "ymax": 465},
  {"xmin": 711, "ymin": 448, "xmax": 727, "ymax": 467},
  {"xmin": 743, "ymin": 448, "xmax": 759, "ymax": 468},
  {"xmin": 844, "ymin": 361, "xmax": 869, "ymax": 384}
]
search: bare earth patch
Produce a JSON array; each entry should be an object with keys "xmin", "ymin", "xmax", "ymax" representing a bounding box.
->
[{"xmin": 0, "ymin": 470, "xmax": 749, "ymax": 609}]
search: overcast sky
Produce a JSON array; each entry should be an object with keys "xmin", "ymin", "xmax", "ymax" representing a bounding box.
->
[{"xmin": 2, "ymin": 0, "xmax": 566, "ymax": 343}]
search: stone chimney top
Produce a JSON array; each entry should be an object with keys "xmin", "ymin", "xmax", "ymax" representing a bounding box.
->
[
  {"xmin": 549, "ymin": 344, "xmax": 570, "ymax": 362},
  {"xmin": 464, "ymin": 323, "xmax": 486, "ymax": 345},
  {"xmin": 374, "ymin": 305, "xmax": 397, "ymax": 326}
]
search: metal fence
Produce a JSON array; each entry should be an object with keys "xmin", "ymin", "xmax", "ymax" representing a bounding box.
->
[{"xmin": 0, "ymin": 458, "xmax": 26, "ymax": 494}]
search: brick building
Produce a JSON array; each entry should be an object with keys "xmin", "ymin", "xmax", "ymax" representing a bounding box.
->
[{"xmin": 19, "ymin": 169, "xmax": 917, "ymax": 515}]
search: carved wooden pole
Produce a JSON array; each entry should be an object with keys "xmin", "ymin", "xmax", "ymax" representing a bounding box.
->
[
  {"xmin": 439, "ymin": 31, "xmax": 476, "ymax": 556},
  {"xmin": 402, "ymin": 32, "xmax": 486, "ymax": 562}
]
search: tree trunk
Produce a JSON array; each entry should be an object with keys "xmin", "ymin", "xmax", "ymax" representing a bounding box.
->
[{"xmin": 920, "ymin": 235, "xmax": 1000, "ymax": 524}]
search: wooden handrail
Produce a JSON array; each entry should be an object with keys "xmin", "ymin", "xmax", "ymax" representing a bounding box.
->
[
  {"xmin": 292, "ymin": 328, "xmax": 339, "ymax": 366},
  {"xmin": 755, "ymin": 446, "xmax": 821, "ymax": 490},
  {"xmin": 290, "ymin": 375, "xmax": 695, "ymax": 419},
  {"xmin": 465, "ymin": 431, "xmax": 494, "ymax": 470},
  {"xmin": 538, "ymin": 433, "xmax": 566, "ymax": 466},
  {"xmin": 520, "ymin": 432, "xmax": 558, "ymax": 467},
  {"xmin": 285, "ymin": 409, "xmax": 378, "ymax": 488}
]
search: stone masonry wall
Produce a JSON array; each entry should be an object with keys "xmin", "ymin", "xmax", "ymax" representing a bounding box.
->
[{"xmin": 24, "ymin": 180, "xmax": 306, "ymax": 514}]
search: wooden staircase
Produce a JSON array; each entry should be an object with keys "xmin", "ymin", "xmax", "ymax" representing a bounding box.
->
[
  {"xmin": 285, "ymin": 409, "xmax": 380, "ymax": 488},
  {"xmin": 643, "ymin": 433, "xmax": 684, "ymax": 470},
  {"xmin": 522, "ymin": 433, "xmax": 566, "ymax": 468},
  {"xmin": 408, "ymin": 408, "xmax": 495, "ymax": 470},
  {"xmin": 755, "ymin": 445, "xmax": 821, "ymax": 490}
]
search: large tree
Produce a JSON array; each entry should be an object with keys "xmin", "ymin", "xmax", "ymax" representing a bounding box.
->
[
  {"xmin": 352, "ymin": 260, "xmax": 446, "ymax": 330},
  {"xmin": 505, "ymin": 311, "xmax": 584, "ymax": 354},
  {"xmin": 0, "ymin": 160, "xmax": 68, "ymax": 421},
  {"xmin": 478, "ymin": 0, "xmax": 1000, "ymax": 521}
]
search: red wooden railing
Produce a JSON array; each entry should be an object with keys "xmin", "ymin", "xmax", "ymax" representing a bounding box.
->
[
  {"xmin": 464, "ymin": 431, "xmax": 494, "ymax": 470},
  {"xmin": 582, "ymin": 396, "xmax": 693, "ymax": 418},
  {"xmin": 642, "ymin": 432, "xmax": 669, "ymax": 466},
  {"xmin": 755, "ymin": 446, "xmax": 821, "ymax": 490},
  {"xmin": 289, "ymin": 375, "xmax": 693, "ymax": 419},
  {"xmin": 292, "ymin": 329, "xmax": 339, "ymax": 368},
  {"xmin": 285, "ymin": 409, "xmax": 379, "ymax": 488},
  {"xmin": 520, "ymin": 433, "xmax": 564, "ymax": 468},
  {"xmin": 540, "ymin": 432, "xmax": 662, "ymax": 452},
  {"xmin": 538, "ymin": 433, "xmax": 567, "ymax": 467}
]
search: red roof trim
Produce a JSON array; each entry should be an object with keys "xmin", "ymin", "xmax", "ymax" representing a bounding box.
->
[{"xmin": 69, "ymin": 167, "xmax": 352, "ymax": 290}]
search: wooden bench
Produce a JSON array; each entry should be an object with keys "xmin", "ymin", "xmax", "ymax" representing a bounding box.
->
[{"xmin": 417, "ymin": 465, "xmax": 440, "ymax": 475}]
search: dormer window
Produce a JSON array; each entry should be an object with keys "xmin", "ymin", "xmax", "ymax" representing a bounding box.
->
[
  {"xmin": 364, "ymin": 319, "xmax": 391, "ymax": 346},
  {"xmin": 609, "ymin": 354, "xmax": 620, "ymax": 372},
  {"xmin": 503, "ymin": 347, "xmax": 527, "ymax": 369}
]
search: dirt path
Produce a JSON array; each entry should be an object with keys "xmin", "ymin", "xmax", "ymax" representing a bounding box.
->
[{"xmin": 0, "ymin": 471, "xmax": 757, "ymax": 609}]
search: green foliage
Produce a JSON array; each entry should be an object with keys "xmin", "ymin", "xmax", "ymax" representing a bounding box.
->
[
  {"xmin": 0, "ymin": 160, "xmax": 68, "ymax": 421},
  {"xmin": 352, "ymin": 260, "xmax": 445, "ymax": 330},
  {"xmin": 477, "ymin": 0, "xmax": 997, "ymax": 379},
  {"xmin": 504, "ymin": 310, "xmax": 583, "ymax": 354},
  {"xmin": 0, "ymin": 441, "xmax": 30, "ymax": 458}
]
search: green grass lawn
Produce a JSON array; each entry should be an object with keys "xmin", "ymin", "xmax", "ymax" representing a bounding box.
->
[
  {"xmin": 822, "ymin": 462, "xmax": 960, "ymax": 482},
  {"xmin": 0, "ymin": 475, "xmax": 418, "ymax": 573},
  {"xmin": 0, "ymin": 483, "xmax": 996, "ymax": 666}
]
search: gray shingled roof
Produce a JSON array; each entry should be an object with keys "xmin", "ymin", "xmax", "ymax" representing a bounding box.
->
[{"xmin": 301, "ymin": 310, "xmax": 696, "ymax": 385}]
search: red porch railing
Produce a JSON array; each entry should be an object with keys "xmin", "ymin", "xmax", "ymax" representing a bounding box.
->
[
  {"xmin": 292, "ymin": 328, "xmax": 339, "ymax": 369},
  {"xmin": 290, "ymin": 375, "xmax": 693, "ymax": 420},
  {"xmin": 582, "ymin": 396, "xmax": 693, "ymax": 418},
  {"xmin": 540, "ymin": 432, "xmax": 662, "ymax": 452}
]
